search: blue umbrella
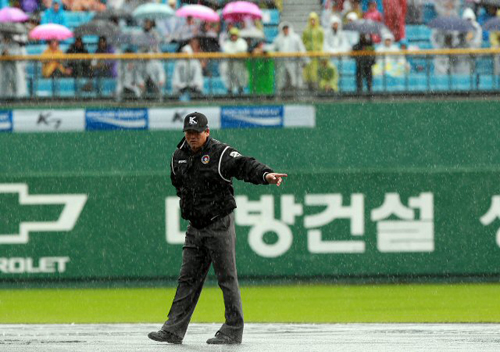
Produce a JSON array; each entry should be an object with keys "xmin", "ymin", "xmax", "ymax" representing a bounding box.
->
[
  {"xmin": 427, "ymin": 16, "xmax": 474, "ymax": 33},
  {"xmin": 133, "ymin": 3, "xmax": 175, "ymax": 20},
  {"xmin": 483, "ymin": 17, "xmax": 500, "ymax": 31}
]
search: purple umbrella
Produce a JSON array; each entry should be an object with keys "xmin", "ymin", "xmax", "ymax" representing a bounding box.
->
[
  {"xmin": 29, "ymin": 24, "xmax": 73, "ymax": 41},
  {"xmin": 427, "ymin": 16, "xmax": 474, "ymax": 33},
  {"xmin": 0, "ymin": 7, "xmax": 29, "ymax": 23}
]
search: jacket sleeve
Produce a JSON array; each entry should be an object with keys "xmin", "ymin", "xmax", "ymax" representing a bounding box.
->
[
  {"xmin": 170, "ymin": 151, "xmax": 182, "ymax": 197},
  {"xmin": 220, "ymin": 146, "xmax": 274, "ymax": 185}
]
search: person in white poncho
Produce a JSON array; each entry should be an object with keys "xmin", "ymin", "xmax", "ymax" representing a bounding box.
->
[
  {"xmin": 0, "ymin": 35, "xmax": 27, "ymax": 98},
  {"xmin": 221, "ymin": 28, "xmax": 248, "ymax": 95},
  {"xmin": 373, "ymin": 32, "xmax": 409, "ymax": 77},
  {"xmin": 454, "ymin": 8, "xmax": 482, "ymax": 75},
  {"xmin": 267, "ymin": 22, "xmax": 308, "ymax": 93},
  {"xmin": 323, "ymin": 15, "xmax": 351, "ymax": 54},
  {"xmin": 172, "ymin": 38, "xmax": 204, "ymax": 95}
]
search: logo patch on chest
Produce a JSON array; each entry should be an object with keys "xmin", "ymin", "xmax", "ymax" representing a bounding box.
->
[{"xmin": 201, "ymin": 155, "xmax": 210, "ymax": 164}]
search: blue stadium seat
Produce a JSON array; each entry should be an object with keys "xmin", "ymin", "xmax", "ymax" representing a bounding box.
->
[
  {"xmin": 336, "ymin": 58, "xmax": 356, "ymax": 75},
  {"xmin": 34, "ymin": 79, "xmax": 54, "ymax": 97},
  {"xmin": 262, "ymin": 9, "xmax": 280, "ymax": 26},
  {"xmin": 203, "ymin": 77, "xmax": 226, "ymax": 95},
  {"xmin": 66, "ymin": 11, "xmax": 95, "ymax": 30},
  {"xmin": 26, "ymin": 44, "xmax": 46, "ymax": 55},
  {"xmin": 339, "ymin": 77, "xmax": 356, "ymax": 92},
  {"xmin": 406, "ymin": 25, "xmax": 431, "ymax": 42},
  {"xmin": 477, "ymin": 75, "xmax": 495, "ymax": 91},
  {"xmin": 264, "ymin": 26, "xmax": 279, "ymax": 43},
  {"xmin": 422, "ymin": 3, "xmax": 437, "ymax": 24}
]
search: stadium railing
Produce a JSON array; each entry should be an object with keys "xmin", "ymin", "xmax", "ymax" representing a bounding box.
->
[{"xmin": 1, "ymin": 48, "xmax": 500, "ymax": 101}]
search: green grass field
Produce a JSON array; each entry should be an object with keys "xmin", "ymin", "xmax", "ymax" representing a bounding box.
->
[{"xmin": 1, "ymin": 284, "xmax": 499, "ymax": 324}]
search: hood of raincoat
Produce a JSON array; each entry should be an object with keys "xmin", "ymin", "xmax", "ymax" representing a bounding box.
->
[
  {"xmin": 279, "ymin": 21, "xmax": 295, "ymax": 34},
  {"xmin": 462, "ymin": 8, "xmax": 476, "ymax": 22},
  {"xmin": 307, "ymin": 12, "xmax": 320, "ymax": 29},
  {"xmin": 330, "ymin": 15, "xmax": 342, "ymax": 30}
]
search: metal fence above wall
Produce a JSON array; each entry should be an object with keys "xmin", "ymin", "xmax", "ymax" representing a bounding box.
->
[{"xmin": 1, "ymin": 48, "xmax": 500, "ymax": 101}]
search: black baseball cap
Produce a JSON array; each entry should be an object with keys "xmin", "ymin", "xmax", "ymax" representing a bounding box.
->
[{"xmin": 183, "ymin": 112, "xmax": 209, "ymax": 132}]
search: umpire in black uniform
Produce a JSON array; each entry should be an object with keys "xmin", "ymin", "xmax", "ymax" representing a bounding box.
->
[{"xmin": 148, "ymin": 112, "xmax": 287, "ymax": 345}]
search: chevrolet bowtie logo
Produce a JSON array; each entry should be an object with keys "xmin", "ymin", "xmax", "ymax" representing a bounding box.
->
[{"xmin": 0, "ymin": 184, "xmax": 87, "ymax": 245}]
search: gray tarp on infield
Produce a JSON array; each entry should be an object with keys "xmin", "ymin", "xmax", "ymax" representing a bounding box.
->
[{"xmin": 1, "ymin": 323, "xmax": 500, "ymax": 352}]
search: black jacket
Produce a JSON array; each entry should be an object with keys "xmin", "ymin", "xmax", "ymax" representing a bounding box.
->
[{"xmin": 170, "ymin": 136, "xmax": 274, "ymax": 229}]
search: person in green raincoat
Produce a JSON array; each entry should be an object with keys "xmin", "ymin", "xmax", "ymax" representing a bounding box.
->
[
  {"xmin": 318, "ymin": 58, "xmax": 339, "ymax": 92},
  {"xmin": 247, "ymin": 40, "xmax": 275, "ymax": 95},
  {"xmin": 302, "ymin": 12, "xmax": 324, "ymax": 90}
]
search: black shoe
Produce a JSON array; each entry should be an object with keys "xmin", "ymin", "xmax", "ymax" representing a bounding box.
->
[
  {"xmin": 206, "ymin": 331, "xmax": 241, "ymax": 345},
  {"xmin": 147, "ymin": 330, "xmax": 182, "ymax": 344}
]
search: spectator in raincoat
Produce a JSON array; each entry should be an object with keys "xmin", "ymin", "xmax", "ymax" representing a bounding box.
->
[
  {"xmin": 302, "ymin": 12, "xmax": 324, "ymax": 89},
  {"xmin": 431, "ymin": 29, "xmax": 459, "ymax": 75},
  {"xmin": 490, "ymin": 25, "xmax": 500, "ymax": 75},
  {"xmin": 41, "ymin": 0, "xmax": 68, "ymax": 27},
  {"xmin": 247, "ymin": 40, "xmax": 274, "ymax": 95},
  {"xmin": 172, "ymin": 38, "xmax": 204, "ymax": 95},
  {"xmin": 91, "ymin": 36, "xmax": 117, "ymax": 78},
  {"xmin": 318, "ymin": 58, "xmax": 339, "ymax": 92},
  {"xmin": 0, "ymin": 35, "xmax": 27, "ymax": 98},
  {"xmin": 323, "ymin": 15, "xmax": 351, "ymax": 54},
  {"xmin": 363, "ymin": 1, "xmax": 383, "ymax": 22},
  {"xmin": 454, "ymin": 8, "xmax": 482, "ymax": 74},
  {"xmin": 352, "ymin": 33, "xmax": 375, "ymax": 92},
  {"xmin": 434, "ymin": 0, "xmax": 460, "ymax": 17},
  {"xmin": 66, "ymin": 37, "xmax": 91, "ymax": 78},
  {"xmin": 344, "ymin": 12, "xmax": 360, "ymax": 47},
  {"xmin": 268, "ymin": 22, "xmax": 308, "ymax": 93},
  {"xmin": 373, "ymin": 32, "xmax": 409, "ymax": 76},
  {"xmin": 41, "ymin": 40, "xmax": 72, "ymax": 78},
  {"xmin": 142, "ymin": 54, "xmax": 166, "ymax": 101},
  {"xmin": 382, "ymin": 0, "xmax": 407, "ymax": 42},
  {"xmin": 116, "ymin": 48, "xmax": 145, "ymax": 100},
  {"xmin": 221, "ymin": 28, "xmax": 248, "ymax": 95}
]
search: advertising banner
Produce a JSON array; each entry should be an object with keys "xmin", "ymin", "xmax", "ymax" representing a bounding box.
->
[
  {"xmin": 85, "ymin": 109, "xmax": 148, "ymax": 131},
  {"xmin": 1, "ymin": 172, "xmax": 500, "ymax": 280},
  {"xmin": 4, "ymin": 105, "xmax": 314, "ymax": 133},
  {"xmin": 13, "ymin": 109, "xmax": 85, "ymax": 132},
  {"xmin": 221, "ymin": 106, "xmax": 284, "ymax": 129},
  {"xmin": 0, "ymin": 111, "xmax": 12, "ymax": 132}
]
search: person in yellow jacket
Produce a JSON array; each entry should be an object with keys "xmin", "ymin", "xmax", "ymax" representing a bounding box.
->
[
  {"xmin": 42, "ymin": 40, "xmax": 71, "ymax": 78},
  {"xmin": 302, "ymin": 12, "xmax": 324, "ymax": 89}
]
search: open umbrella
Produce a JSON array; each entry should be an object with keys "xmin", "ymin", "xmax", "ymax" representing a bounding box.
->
[
  {"xmin": 344, "ymin": 19, "xmax": 388, "ymax": 35},
  {"xmin": 74, "ymin": 20, "xmax": 120, "ymax": 38},
  {"xmin": 133, "ymin": 3, "xmax": 175, "ymax": 20},
  {"xmin": 239, "ymin": 27, "xmax": 265, "ymax": 39},
  {"xmin": 0, "ymin": 22, "xmax": 28, "ymax": 35},
  {"xmin": 0, "ymin": 7, "xmax": 29, "ymax": 23},
  {"xmin": 427, "ymin": 16, "xmax": 474, "ymax": 33},
  {"xmin": 222, "ymin": 1, "xmax": 262, "ymax": 22},
  {"xmin": 483, "ymin": 17, "xmax": 500, "ymax": 31},
  {"xmin": 480, "ymin": 0, "xmax": 500, "ymax": 6},
  {"xmin": 176, "ymin": 4, "xmax": 220, "ymax": 23},
  {"xmin": 115, "ymin": 31, "xmax": 160, "ymax": 47},
  {"xmin": 29, "ymin": 23, "xmax": 73, "ymax": 41},
  {"xmin": 93, "ymin": 8, "xmax": 132, "ymax": 21}
]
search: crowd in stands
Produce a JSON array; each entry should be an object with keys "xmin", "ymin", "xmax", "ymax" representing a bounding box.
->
[{"xmin": 1, "ymin": 0, "xmax": 500, "ymax": 99}]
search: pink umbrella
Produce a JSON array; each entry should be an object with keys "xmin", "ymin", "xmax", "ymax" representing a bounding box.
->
[
  {"xmin": 222, "ymin": 1, "xmax": 262, "ymax": 22},
  {"xmin": 0, "ymin": 7, "xmax": 29, "ymax": 23},
  {"xmin": 29, "ymin": 24, "xmax": 73, "ymax": 41},
  {"xmin": 176, "ymin": 4, "xmax": 220, "ymax": 23}
]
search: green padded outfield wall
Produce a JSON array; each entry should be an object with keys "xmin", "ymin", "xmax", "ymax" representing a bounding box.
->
[{"xmin": 1, "ymin": 100, "xmax": 500, "ymax": 282}]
